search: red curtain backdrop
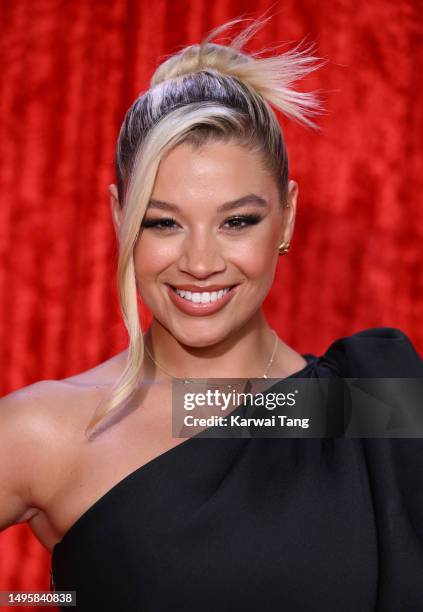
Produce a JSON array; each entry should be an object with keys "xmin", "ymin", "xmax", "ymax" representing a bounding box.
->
[{"xmin": 0, "ymin": 0, "xmax": 422, "ymax": 607}]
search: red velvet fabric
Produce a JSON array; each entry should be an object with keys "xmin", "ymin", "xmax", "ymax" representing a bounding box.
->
[{"xmin": 0, "ymin": 0, "xmax": 421, "ymax": 606}]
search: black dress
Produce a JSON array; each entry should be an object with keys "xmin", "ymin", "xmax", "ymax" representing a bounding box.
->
[{"xmin": 50, "ymin": 327, "xmax": 423, "ymax": 611}]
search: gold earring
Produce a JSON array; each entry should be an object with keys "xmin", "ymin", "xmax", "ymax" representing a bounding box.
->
[{"xmin": 278, "ymin": 241, "xmax": 291, "ymax": 256}]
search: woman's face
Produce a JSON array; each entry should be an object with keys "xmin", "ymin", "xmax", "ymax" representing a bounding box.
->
[{"xmin": 113, "ymin": 141, "xmax": 298, "ymax": 347}]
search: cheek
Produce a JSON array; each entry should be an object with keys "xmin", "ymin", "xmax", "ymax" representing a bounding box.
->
[
  {"xmin": 233, "ymin": 215, "xmax": 281, "ymax": 272},
  {"xmin": 232, "ymin": 237, "xmax": 278, "ymax": 280},
  {"xmin": 133, "ymin": 236, "xmax": 175, "ymax": 281}
]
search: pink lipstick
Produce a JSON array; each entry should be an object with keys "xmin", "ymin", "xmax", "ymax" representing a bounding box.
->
[{"xmin": 165, "ymin": 283, "xmax": 239, "ymax": 317}]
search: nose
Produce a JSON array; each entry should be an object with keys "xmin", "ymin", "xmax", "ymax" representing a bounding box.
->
[{"xmin": 177, "ymin": 231, "xmax": 226, "ymax": 278}]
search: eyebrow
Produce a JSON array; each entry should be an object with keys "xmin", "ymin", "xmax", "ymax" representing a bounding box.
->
[{"xmin": 146, "ymin": 194, "xmax": 269, "ymax": 213}]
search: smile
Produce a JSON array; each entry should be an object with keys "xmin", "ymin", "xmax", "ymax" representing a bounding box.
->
[
  {"xmin": 165, "ymin": 284, "xmax": 239, "ymax": 316},
  {"xmin": 172, "ymin": 286, "xmax": 235, "ymax": 303}
]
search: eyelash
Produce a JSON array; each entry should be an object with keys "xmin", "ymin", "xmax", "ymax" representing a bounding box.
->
[{"xmin": 140, "ymin": 214, "xmax": 263, "ymax": 232}]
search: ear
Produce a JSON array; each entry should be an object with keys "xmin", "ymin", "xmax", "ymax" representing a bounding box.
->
[
  {"xmin": 109, "ymin": 184, "xmax": 122, "ymax": 236},
  {"xmin": 278, "ymin": 180, "xmax": 299, "ymax": 246}
]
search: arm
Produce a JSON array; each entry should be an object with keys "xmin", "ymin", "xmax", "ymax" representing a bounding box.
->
[{"xmin": 0, "ymin": 382, "xmax": 54, "ymax": 531}]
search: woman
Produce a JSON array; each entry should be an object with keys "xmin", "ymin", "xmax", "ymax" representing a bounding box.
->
[{"xmin": 1, "ymin": 15, "xmax": 422, "ymax": 612}]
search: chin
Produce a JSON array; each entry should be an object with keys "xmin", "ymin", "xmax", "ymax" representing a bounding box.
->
[
  {"xmin": 165, "ymin": 321, "xmax": 234, "ymax": 349},
  {"xmin": 177, "ymin": 330, "xmax": 224, "ymax": 349}
]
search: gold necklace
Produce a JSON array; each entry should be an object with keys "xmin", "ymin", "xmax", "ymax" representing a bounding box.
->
[{"xmin": 143, "ymin": 329, "xmax": 279, "ymax": 385}]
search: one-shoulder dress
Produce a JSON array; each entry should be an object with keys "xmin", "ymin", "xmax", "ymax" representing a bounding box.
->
[{"xmin": 50, "ymin": 327, "xmax": 423, "ymax": 611}]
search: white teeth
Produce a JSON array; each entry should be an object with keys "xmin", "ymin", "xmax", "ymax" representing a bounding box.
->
[{"xmin": 174, "ymin": 286, "xmax": 232, "ymax": 303}]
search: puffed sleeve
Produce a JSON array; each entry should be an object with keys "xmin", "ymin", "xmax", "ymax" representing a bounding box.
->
[
  {"xmin": 326, "ymin": 328, "xmax": 423, "ymax": 610},
  {"xmin": 322, "ymin": 327, "xmax": 423, "ymax": 377}
]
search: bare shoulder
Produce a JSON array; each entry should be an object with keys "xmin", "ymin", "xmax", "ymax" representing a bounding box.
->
[
  {"xmin": 4, "ymin": 347, "xmax": 130, "ymax": 454},
  {"xmin": 0, "ymin": 378, "xmax": 87, "ymax": 445},
  {"xmin": 0, "ymin": 350, "xmax": 127, "ymax": 532},
  {"xmin": 0, "ymin": 379, "xmax": 77, "ymax": 531},
  {"xmin": 0, "ymin": 379, "xmax": 73, "ymax": 454}
]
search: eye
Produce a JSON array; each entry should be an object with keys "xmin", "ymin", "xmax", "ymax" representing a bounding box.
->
[
  {"xmin": 223, "ymin": 214, "xmax": 262, "ymax": 230},
  {"xmin": 140, "ymin": 217, "xmax": 179, "ymax": 231},
  {"xmin": 140, "ymin": 213, "xmax": 263, "ymax": 233}
]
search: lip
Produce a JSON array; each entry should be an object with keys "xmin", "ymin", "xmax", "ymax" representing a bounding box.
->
[
  {"xmin": 170, "ymin": 284, "xmax": 235, "ymax": 292},
  {"xmin": 165, "ymin": 283, "xmax": 240, "ymax": 317}
]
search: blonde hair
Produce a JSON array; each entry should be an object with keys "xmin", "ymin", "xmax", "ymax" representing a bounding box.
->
[{"xmin": 85, "ymin": 14, "xmax": 326, "ymax": 438}]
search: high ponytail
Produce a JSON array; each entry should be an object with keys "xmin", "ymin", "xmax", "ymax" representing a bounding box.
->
[
  {"xmin": 152, "ymin": 15, "xmax": 326, "ymax": 129},
  {"xmin": 85, "ymin": 13, "xmax": 326, "ymax": 438}
]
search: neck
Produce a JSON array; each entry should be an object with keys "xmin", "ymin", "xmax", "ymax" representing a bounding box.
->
[{"xmin": 143, "ymin": 310, "xmax": 279, "ymax": 381}]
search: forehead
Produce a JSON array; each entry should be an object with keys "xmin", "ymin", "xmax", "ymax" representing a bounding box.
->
[{"xmin": 150, "ymin": 141, "xmax": 276, "ymax": 210}]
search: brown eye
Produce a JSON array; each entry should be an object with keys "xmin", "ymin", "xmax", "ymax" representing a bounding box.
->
[
  {"xmin": 223, "ymin": 214, "xmax": 262, "ymax": 230},
  {"xmin": 141, "ymin": 217, "xmax": 179, "ymax": 230},
  {"xmin": 140, "ymin": 214, "xmax": 263, "ymax": 232}
]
